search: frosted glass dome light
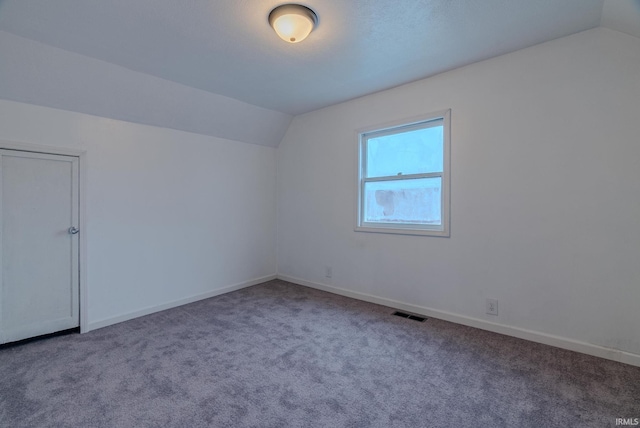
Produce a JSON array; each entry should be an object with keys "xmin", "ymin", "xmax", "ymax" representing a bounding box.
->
[{"xmin": 269, "ymin": 4, "xmax": 318, "ymax": 44}]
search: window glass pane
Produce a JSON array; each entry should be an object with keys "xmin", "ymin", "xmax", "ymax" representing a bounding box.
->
[
  {"xmin": 366, "ymin": 122, "xmax": 443, "ymax": 178},
  {"xmin": 363, "ymin": 177, "xmax": 442, "ymax": 226}
]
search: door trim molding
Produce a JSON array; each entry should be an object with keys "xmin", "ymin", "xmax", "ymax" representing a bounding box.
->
[{"xmin": 0, "ymin": 139, "xmax": 88, "ymax": 333}]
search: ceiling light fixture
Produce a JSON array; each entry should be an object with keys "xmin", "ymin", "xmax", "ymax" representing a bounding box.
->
[{"xmin": 268, "ymin": 4, "xmax": 318, "ymax": 44}]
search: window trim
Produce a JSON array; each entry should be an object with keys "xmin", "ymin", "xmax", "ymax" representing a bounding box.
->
[{"xmin": 355, "ymin": 109, "xmax": 451, "ymax": 237}]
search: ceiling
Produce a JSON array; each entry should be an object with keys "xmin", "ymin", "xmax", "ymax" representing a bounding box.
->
[{"xmin": 0, "ymin": 0, "xmax": 638, "ymax": 145}]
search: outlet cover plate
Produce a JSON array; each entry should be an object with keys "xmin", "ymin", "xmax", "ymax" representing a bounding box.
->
[
  {"xmin": 324, "ymin": 266, "xmax": 332, "ymax": 278},
  {"xmin": 486, "ymin": 298, "xmax": 498, "ymax": 315}
]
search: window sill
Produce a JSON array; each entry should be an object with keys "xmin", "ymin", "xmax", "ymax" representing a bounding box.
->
[{"xmin": 355, "ymin": 224, "xmax": 450, "ymax": 237}]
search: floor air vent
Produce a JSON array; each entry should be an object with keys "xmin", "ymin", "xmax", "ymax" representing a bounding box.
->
[{"xmin": 392, "ymin": 311, "xmax": 426, "ymax": 322}]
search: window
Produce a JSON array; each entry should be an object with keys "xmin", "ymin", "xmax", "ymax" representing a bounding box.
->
[{"xmin": 356, "ymin": 110, "xmax": 450, "ymax": 236}]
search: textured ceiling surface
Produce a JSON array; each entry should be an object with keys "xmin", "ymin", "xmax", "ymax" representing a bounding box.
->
[{"xmin": 0, "ymin": 0, "xmax": 608, "ymax": 116}]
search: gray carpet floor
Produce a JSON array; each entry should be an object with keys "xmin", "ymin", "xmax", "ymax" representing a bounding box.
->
[{"xmin": 1, "ymin": 279, "xmax": 639, "ymax": 427}]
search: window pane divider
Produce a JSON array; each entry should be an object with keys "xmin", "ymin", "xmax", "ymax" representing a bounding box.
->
[{"xmin": 364, "ymin": 172, "xmax": 442, "ymax": 182}]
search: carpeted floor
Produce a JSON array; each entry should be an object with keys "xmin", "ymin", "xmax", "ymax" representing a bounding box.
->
[{"xmin": 1, "ymin": 279, "xmax": 638, "ymax": 427}]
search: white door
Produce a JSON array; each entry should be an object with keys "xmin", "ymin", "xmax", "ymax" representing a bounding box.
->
[{"xmin": 0, "ymin": 150, "xmax": 79, "ymax": 344}]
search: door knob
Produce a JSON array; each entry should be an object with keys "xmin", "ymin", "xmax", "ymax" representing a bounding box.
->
[{"xmin": 68, "ymin": 227, "xmax": 79, "ymax": 235}]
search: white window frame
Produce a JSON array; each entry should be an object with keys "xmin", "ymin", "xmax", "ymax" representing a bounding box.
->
[{"xmin": 355, "ymin": 109, "xmax": 450, "ymax": 237}]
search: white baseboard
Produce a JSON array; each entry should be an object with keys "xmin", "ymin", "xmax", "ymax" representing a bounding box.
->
[
  {"xmin": 86, "ymin": 274, "xmax": 277, "ymax": 332},
  {"xmin": 277, "ymin": 274, "xmax": 640, "ymax": 368}
]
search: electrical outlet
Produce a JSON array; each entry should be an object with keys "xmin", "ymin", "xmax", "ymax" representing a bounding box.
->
[
  {"xmin": 324, "ymin": 266, "xmax": 332, "ymax": 278},
  {"xmin": 486, "ymin": 298, "xmax": 498, "ymax": 315}
]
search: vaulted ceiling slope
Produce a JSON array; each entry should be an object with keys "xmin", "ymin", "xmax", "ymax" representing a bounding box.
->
[{"xmin": 0, "ymin": 0, "xmax": 638, "ymax": 147}]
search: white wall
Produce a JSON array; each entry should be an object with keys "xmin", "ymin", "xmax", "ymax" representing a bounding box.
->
[
  {"xmin": 277, "ymin": 27, "xmax": 640, "ymax": 363},
  {"xmin": 0, "ymin": 100, "xmax": 277, "ymax": 329}
]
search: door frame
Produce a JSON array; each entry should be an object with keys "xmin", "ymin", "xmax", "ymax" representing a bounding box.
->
[{"xmin": 0, "ymin": 139, "xmax": 88, "ymax": 333}]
